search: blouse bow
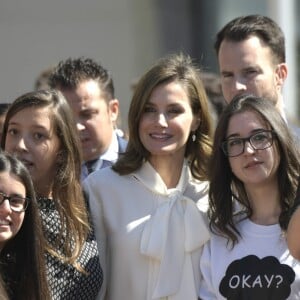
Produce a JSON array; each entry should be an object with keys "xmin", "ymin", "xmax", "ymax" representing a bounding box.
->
[{"xmin": 135, "ymin": 161, "xmax": 210, "ymax": 298}]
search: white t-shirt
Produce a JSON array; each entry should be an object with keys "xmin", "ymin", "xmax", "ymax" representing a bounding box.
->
[{"xmin": 199, "ymin": 218, "xmax": 300, "ymax": 299}]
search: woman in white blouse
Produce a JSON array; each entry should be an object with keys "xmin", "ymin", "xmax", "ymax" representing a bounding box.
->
[{"xmin": 84, "ymin": 53, "xmax": 213, "ymax": 300}]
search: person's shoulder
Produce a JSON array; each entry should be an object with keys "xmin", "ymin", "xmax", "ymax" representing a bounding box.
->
[
  {"xmin": 189, "ymin": 178, "xmax": 209, "ymax": 194},
  {"xmin": 289, "ymin": 123, "xmax": 300, "ymax": 137},
  {"xmin": 287, "ymin": 122, "xmax": 300, "ymax": 145},
  {"xmin": 84, "ymin": 166, "xmax": 117, "ymax": 185}
]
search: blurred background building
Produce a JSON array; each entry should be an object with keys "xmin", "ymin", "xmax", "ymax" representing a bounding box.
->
[{"xmin": 0, "ymin": 0, "xmax": 298, "ymax": 130}]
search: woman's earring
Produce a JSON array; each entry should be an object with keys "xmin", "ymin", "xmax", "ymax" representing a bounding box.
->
[{"xmin": 192, "ymin": 133, "xmax": 196, "ymax": 142}]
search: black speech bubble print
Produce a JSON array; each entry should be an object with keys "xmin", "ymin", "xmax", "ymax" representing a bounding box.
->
[{"xmin": 219, "ymin": 255, "xmax": 295, "ymax": 300}]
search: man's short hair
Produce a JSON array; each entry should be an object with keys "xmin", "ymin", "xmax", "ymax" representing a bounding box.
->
[
  {"xmin": 214, "ymin": 14, "xmax": 286, "ymax": 64},
  {"xmin": 50, "ymin": 57, "xmax": 115, "ymax": 101}
]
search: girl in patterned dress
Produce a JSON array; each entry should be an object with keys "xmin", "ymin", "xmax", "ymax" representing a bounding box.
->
[{"xmin": 1, "ymin": 90, "xmax": 103, "ymax": 299}]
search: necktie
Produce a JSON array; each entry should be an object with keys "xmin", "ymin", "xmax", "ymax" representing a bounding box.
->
[
  {"xmin": 85, "ymin": 159, "xmax": 113, "ymax": 174},
  {"xmin": 85, "ymin": 159, "xmax": 98, "ymax": 174}
]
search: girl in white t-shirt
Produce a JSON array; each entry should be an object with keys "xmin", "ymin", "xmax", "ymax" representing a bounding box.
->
[{"xmin": 199, "ymin": 94, "xmax": 300, "ymax": 300}]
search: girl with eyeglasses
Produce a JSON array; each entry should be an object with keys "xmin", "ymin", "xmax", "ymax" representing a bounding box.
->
[
  {"xmin": 198, "ymin": 94, "xmax": 300, "ymax": 299},
  {"xmin": 0, "ymin": 152, "xmax": 50, "ymax": 300}
]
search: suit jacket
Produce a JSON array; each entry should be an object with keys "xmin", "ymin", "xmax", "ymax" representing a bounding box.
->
[{"xmin": 81, "ymin": 135, "xmax": 128, "ymax": 180}]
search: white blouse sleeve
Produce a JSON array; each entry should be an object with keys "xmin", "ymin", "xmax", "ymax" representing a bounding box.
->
[
  {"xmin": 198, "ymin": 241, "xmax": 218, "ymax": 300},
  {"xmin": 83, "ymin": 175, "xmax": 108, "ymax": 300}
]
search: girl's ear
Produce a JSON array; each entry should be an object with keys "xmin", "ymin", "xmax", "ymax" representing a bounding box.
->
[
  {"xmin": 191, "ymin": 117, "xmax": 201, "ymax": 132},
  {"xmin": 56, "ymin": 150, "xmax": 65, "ymax": 165}
]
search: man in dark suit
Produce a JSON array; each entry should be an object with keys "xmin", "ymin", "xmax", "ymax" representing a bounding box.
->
[{"xmin": 50, "ymin": 57, "xmax": 127, "ymax": 179}]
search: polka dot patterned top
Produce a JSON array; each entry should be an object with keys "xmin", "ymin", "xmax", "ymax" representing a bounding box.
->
[{"xmin": 38, "ymin": 198, "xmax": 103, "ymax": 300}]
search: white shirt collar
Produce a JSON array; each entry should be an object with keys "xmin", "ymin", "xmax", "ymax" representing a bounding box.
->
[{"xmin": 99, "ymin": 131, "xmax": 119, "ymax": 162}]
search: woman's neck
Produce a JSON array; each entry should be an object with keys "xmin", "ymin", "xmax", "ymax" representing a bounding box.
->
[
  {"xmin": 35, "ymin": 183, "xmax": 53, "ymax": 199},
  {"xmin": 148, "ymin": 156, "xmax": 184, "ymax": 189},
  {"xmin": 246, "ymin": 182, "xmax": 281, "ymax": 225}
]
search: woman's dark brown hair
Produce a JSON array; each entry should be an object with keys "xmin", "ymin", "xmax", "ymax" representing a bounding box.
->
[
  {"xmin": 0, "ymin": 151, "xmax": 50, "ymax": 299},
  {"xmin": 208, "ymin": 94, "xmax": 300, "ymax": 246}
]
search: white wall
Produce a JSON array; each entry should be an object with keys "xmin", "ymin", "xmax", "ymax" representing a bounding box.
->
[
  {"xmin": 0, "ymin": 0, "xmax": 162, "ymax": 129},
  {"xmin": 0, "ymin": 0, "xmax": 298, "ymax": 127}
]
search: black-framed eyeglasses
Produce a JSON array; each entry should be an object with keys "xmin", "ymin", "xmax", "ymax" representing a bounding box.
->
[
  {"xmin": 0, "ymin": 192, "xmax": 29, "ymax": 212},
  {"xmin": 221, "ymin": 130, "xmax": 275, "ymax": 157}
]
